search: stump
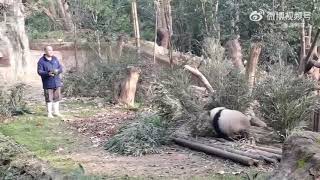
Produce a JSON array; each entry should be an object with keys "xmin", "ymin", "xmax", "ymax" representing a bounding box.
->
[
  {"xmin": 116, "ymin": 66, "xmax": 141, "ymax": 107},
  {"xmin": 270, "ymin": 131, "xmax": 320, "ymax": 179}
]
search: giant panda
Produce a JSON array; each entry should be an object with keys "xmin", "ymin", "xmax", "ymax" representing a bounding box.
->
[{"xmin": 207, "ymin": 107, "xmax": 251, "ymax": 141}]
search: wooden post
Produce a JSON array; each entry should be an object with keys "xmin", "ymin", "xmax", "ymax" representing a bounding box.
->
[
  {"xmin": 118, "ymin": 66, "xmax": 141, "ymax": 107},
  {"xmin": 246, "ymin": 42, "xmax": 262, "ymax": 93},
  {"xmin": 225, "ymin": 36, "xmax": 245, "ymax": 71}
]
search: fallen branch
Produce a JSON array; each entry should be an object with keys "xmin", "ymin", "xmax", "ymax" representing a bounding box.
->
[
  {"xmin": 184, "ymin": 65, "xmax": 214, "ymax": 94},
  {"xmin": 172, "ymin": 137, "xmax": 259, "ymax": 166}
]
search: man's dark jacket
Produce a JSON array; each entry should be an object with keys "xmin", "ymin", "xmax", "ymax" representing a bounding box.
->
[{"xmin": 37, "ymin": 55, "xmax": 63, "ymax": 89}]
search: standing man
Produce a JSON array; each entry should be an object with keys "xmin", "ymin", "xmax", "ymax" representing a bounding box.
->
[{"xmin": 37, "ymin": 46, "xmax": 63, "ymax": 118}]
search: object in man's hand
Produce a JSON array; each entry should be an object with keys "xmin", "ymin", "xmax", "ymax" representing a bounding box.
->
[
  {"xmin": 49, "ymin": 71, "xmax": 55, "ymax": 76},
  {"xmin": 53, "ymin": 69, "xmax": 59, "ymax": 75}
]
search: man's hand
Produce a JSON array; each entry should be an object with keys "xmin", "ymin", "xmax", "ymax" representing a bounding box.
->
[{"xmin": 49, "ymin": 71, "xmax": 55, "ymax": 76}]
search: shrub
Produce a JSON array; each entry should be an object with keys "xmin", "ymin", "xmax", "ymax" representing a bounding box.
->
[
  {"xmin": 0, "ymin": 83, "xmax": 30, "ymax": 119},
  {"xmin": 254, "ymin": 65, "xmax": 319, "ymax": 140},
  {"xmin": 62, "ymin": 52, "xmax": 141, "ymax": 101},
  {"xmin": 104, "ymin": 114, "xmax": 169, "ymax": 156},
  {"xmin": 201, "ymin": 61, "xmax": 252, "ymax": 112}
]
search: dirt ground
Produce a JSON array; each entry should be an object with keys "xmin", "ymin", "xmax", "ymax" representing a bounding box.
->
[{"xmin": 18, "ymin": 83, "xmax": 275, "ymax": 179}]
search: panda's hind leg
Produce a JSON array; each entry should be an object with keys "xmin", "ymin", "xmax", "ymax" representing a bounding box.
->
[{"xmin": 216, "ymin": 133, "xmax": 234, "ymax": 141}]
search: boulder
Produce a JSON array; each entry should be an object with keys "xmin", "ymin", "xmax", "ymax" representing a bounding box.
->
[{"xmin": 270, "ymin": 131, "xmax": 320, "ymax": 180}]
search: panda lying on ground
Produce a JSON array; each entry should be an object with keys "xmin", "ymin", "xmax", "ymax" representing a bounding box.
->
[{"xmin": 203, "ymin": 107, "xmax": 252, "ymax": 141}]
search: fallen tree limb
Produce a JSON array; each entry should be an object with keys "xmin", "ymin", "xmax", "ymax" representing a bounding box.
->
[
  {"xmin": 183, "ymin": 65, "xmax": 214, "ymax": 94},
  {"xmin": 172, "ymin": 137, "xmax": 259, "ymax": 166}
]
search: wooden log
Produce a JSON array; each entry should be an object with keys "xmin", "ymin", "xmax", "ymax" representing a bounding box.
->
[
  {"xmin": 172, "ymin": 137, "xmax": 259, "ymax": 166},
  {"xmin": 184, "ymin": 65, "xmax": 214, "ymax": 94},
  {"xmin": 247, "ymin": 149, "xmax": 281, "ymax": 162},
  {"xmin": 247, "ymin": 145, "xmax": 282, "ymax": 155},
  {"xmin": 211, "ymin": 144, "xmax": 277, "ymax": 164}
]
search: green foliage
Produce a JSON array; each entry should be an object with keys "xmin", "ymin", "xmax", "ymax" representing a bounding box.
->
[
  {"xmin": 26, "ymin": 12, "xmax": 62, "ymax": 39},
  {"xmin": 70, "ymin": 0, "xmax": 131, "ymax": 35},
  {"xmin": 202, "ymin": 37, "xmax": 252, "ymax": 112},
  {"xmin": 201, "ymin": 61, "xmax": 252, "ymax": 112},
  {"xmin": 0, "ymin": 83, "xmax": 30, "ymax": 119},
  {"xmin": 105, "ymin": 114, "xmax": 169, "ymax": 156},
  {"xmin": 152, "ymin": 67, "xmax": 204, "ymax": 126},
  {"xmin": 62, "ymin": 52, "xmax": 140, "ymax": 100},
  {"xmin": 254, "ymin": 65, "xmax": 319, "ymax": 140}
]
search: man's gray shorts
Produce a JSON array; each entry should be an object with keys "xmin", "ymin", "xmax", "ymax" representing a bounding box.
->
[{"xmin": 44, "ymin": 87, "xmax": 62, "ymax": 103}]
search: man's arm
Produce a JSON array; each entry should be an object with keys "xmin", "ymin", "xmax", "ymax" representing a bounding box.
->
[
  {"xmin": 57, "ymin": 59, "xmax": 63, "ymax": 74},
  {"xmin": 37, "ymin": 61, "xmax": 49, "ymax": 77}
]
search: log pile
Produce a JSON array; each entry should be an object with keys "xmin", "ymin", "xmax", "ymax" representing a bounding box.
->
[{"xmin": 172, "ymin": 137, "xmax": 282, "ymax": 167}]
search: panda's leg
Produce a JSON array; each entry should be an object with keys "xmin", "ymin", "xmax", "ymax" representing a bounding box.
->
[{"xmin": 218, "ymin": 133, "xmax": 234, "ymax": 141}]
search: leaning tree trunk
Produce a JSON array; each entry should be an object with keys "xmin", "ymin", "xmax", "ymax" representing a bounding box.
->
[
  {"xmin": 0, "ymin": 0, "xmax": 30, "ymax": 83},
  {"xmin": 117, "ymin": 66, "xmax": 141, "ymax": 107}
]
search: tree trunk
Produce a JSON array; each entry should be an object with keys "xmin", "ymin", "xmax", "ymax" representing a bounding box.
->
[
  {"xmin": 56, "ymin": 0, "xmax": 74, "ymax": 31},
  {"xmin": 225, "ymin": 37, "xmax": 244, "ymax": 71},
  {"xmin": 156, "ymin": 0, "xmax": 172, "ymax": 49},
  {"xmin": 47, "ymin": 0, "xmax": 57, "ymax": 18},
  {"xmin": 117, "ymin": 66, "xmax": 141, "ymax": 107},
  {"xmin": 298, "ymin": 19, "xmax": 306, "ymax": 74},
  {"xmin": 201, "ymin": 1, "xmax": 209, "ymax": 34},
  {"xmin": 246, "ymin": 43, "xmax": 262, "ymax": 92},
  {"xmin": 0, "ymin": 0, "xmax": 31, "ymax": 82},
  {"xmin": 73, "ymin": 22, "xmax": 79, "ymax": 71},
  {"xmin": 131, "ymin": 0, "xmax": 141, "ymax": 54},
  {"xmin": 116, "ymin": 35, "xmax": 125, "ymax": 59}
]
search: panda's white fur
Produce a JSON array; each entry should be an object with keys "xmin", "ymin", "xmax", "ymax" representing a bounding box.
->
[{"xmin": 209, "ymin": 107, "xmax": 251, "ymax": 140}]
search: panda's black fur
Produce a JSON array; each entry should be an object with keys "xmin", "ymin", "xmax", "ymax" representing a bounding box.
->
[
  {"xmin": 211, "ymin": 109, "xmax": 232, "ymax": 140},
  {"xmin": 208, "ymin": 107, "xmax": 251, "ymax": 141}
]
